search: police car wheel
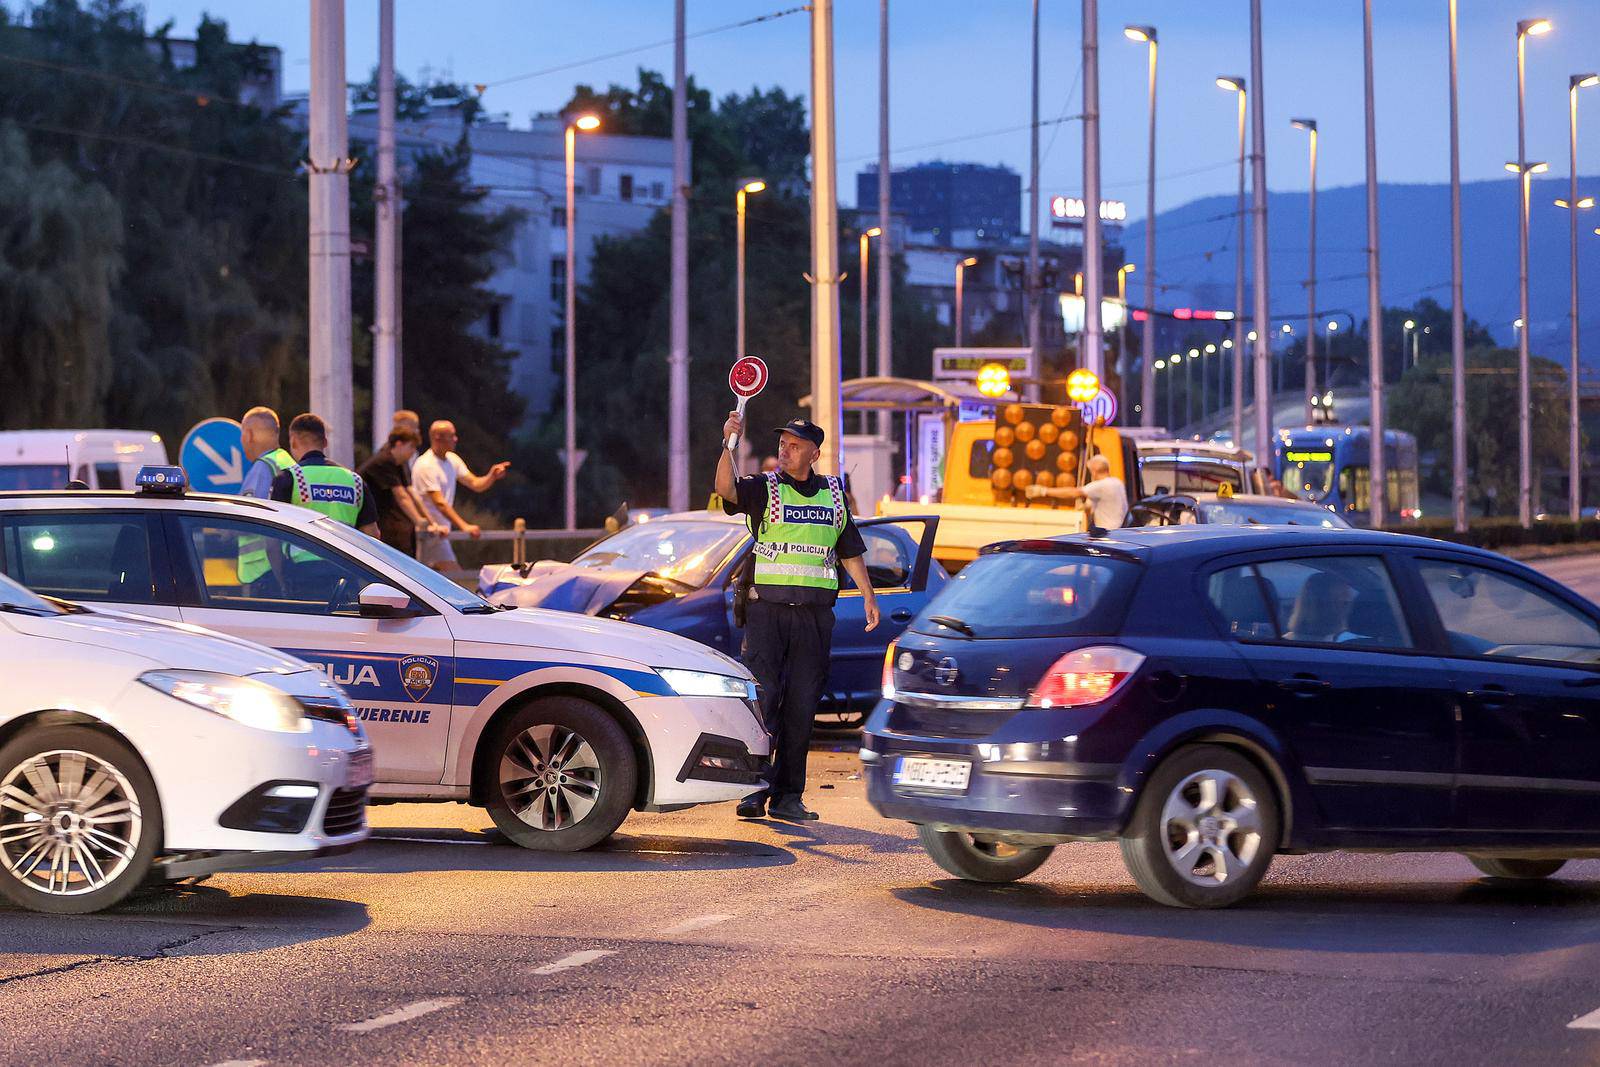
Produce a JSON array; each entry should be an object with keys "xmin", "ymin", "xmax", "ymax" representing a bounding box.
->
[
  {"xmin": 0, "ymin": 725, "xmax": 162, "ymax": 915},
  {"xmin": 485, "ymin": 697, "xmax": 636, "ymax": 851},
  {"xmin": 915, "ymin": 825, "xmax": 1054, "ymax": 883}
]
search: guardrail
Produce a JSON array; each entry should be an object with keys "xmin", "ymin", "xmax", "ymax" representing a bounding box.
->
[{"xmin": 416, "ymin": 519, "xmax": 607, "ymax": 586}]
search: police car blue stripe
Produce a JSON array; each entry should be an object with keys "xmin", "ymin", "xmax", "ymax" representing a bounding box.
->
[{"xmin": 279, "ymin": 648, "xmax": 674, "ymax": 705}]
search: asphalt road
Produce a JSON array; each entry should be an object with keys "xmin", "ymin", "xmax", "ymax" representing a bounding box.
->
[{"xmin": 5, "ymin": 555, "xmax": 1600, "ymax": 1066}]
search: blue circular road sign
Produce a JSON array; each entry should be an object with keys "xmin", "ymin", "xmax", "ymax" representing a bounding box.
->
[{"xmin": 179, "ymin": 417, "xmax": 245, "ymax": 494}]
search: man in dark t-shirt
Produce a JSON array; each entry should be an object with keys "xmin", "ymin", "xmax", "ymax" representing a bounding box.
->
[{"xmin": 358, "ymin": 428, "xmax": 441, "ymax": 555}]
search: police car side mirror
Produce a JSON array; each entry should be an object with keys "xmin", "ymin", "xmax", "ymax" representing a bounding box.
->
[{"xmin": 358, "ymin": 583, "xmax": 419, "ymax": 619}]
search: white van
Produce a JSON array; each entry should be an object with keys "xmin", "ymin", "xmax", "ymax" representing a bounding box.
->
[{"xmin": 0, "ymin": 430, "xmax": 168, "ymax": 491}]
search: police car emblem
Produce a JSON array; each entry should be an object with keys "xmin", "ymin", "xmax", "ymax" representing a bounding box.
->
[{"xmin": 399, "ymin": 655, "xmax": 439, "ymax": 703}]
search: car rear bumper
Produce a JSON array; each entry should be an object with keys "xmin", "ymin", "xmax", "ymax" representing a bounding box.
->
[{"xmin": 861, "ymin": 740, "xmax": 1129, "ymax": 841}]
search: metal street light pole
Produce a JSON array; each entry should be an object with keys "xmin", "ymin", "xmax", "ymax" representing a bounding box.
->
[
  {"xmin": 1362, "ymin": 0, "xmax": 1386, "ymax": 528},
  {"xmin": 1218, "ymin": 76, "xmax": 1246, "ymax": 446},
  {"xmin": 809, "ymin": 0, "xmax": 844, "ymax": 476},
  {"xmin": 308, "ymin": 0, "xmax": 353, "ymax": 465},
  {"xmin": 735, "ymin": 180, "xmax": 766, "ymax": 363},
  {"xmin": 668, "ymin": 0, "xmax": 690, "ymax": 513},
  {"xmin": 1515, "ymin": 17, "xmax": 1553, "ymax": 528},
  {"xmin": 1292, "ymin": 118, "xmax": 1317, "ymax": 428},
  {"xmin": 564, "ymin": 114, "xmax": 600, "ymax": 531},
  {"xmin": 1248, "ymin": 0, "xmax": 1272, "ymax": 464},
  {"xmin": 1448, "ymin": 0, "xmax": 1468, "ymax": 532},
  {"xmin": 371, "ymin": 0, "xmax": 399, "ymax": 450},
  {"xmin": 859, "ymin": 226, "xmax": 881, "ymax": 381},
  {"xmin": 1562, "ymin": 72, "xmax": 1599, "ymax": 521},
  {"xmin": 954, "ymin": 257, "xmax": 977, "ymax": 347},
  {"xmin": 1081, "ymin": 0, "xmax": 1104, "ymax": 379},
  {"xmin": 1117, "ymin": 263, "xmax": 1135, "ymax": 387},
  {"xmin": 1125, "ymin": 26, "xmax": 1158, "ymax": 427},
  {"xmin": 876, "ymin": 0, "xmax": 892, "ymax": 435},
  {"xmin": 1027, "ymin": 0, "xmax": 1041, "ymax": 387}
]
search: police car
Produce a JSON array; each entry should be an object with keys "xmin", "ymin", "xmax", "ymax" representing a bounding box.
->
[
  {"xmin": 0, "ymin": 467, "xmax": 769, "ymax": 852},
  {"xmin": 0, "ymin": 565, "xmax": 369, "ymax": 914}
]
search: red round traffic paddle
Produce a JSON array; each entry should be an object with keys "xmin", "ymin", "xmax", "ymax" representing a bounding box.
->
[{"xmin": 726, "ymin": 355, "xmax": 769, "ymax": 451}]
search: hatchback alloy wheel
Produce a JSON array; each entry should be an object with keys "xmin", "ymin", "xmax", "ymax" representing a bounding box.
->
[
  {"xmin": 499, "ymin": 724, "xmax": 602, "ymax": 832},
  {"xmin": 1160, "ymin": 768, "xmax": 1262, "ymax": 887}
]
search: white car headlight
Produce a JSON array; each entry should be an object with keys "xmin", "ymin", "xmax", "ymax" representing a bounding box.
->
[
  {"xmin": 140, "ymin": 670, "xmax": 310, "ymax": 734},
  {"xmin": 656, "ymin": 668, "xmax": 757, "ymax": 701}
]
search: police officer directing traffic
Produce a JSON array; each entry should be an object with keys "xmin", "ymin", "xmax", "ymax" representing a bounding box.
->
[
  {"xmin": 270, "ymin": 413, "xmax": 381, "ymax": 537},
  {"xmin": 716, "ymin": 413, "xmax": 878, "ymax": 823}
]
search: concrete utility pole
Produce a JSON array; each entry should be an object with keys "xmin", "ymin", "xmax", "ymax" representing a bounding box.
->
[
  {"xmin": 1220, "ymin": 76, "xmax": 1247, "ymax": 448},
  {"xmin": 876, "ymin": 0, "xmax": 892, "ymax": 435},
  {"xmin": 1027, "ymin": 0, "xmax": 1041, "ymax": 383},
  {"xmin": 1080, "ymin": 0, "xmax": 1104, "ymax": 379},
  {"xmin": 308, "ymin": 0, "xmax": 353, "ymax": 465},
  {"xmin": 668, "ymin": 0, "xmax": 690, "ymax": 513},
  {"xmin": 1363, "ymin": 0, "xmax": 1386, "ymax": 527},
  {"xmin": 371, "ymin": 0, "xmax": 399, "ymax": 451},
  {"xmin": 1448, "ymin": 0, "xmax": 1468, "ymax": 533},
  {"xmin": 1125, "ymin": 25, "xmax": 1158, "ymax": 427},
  {"xmin": 809, "ymin": 0, "xmax": 843, "ymax": 475},
  {"xmin": 1248, "ymin": 0, "xmax": 1271, "ymax": 463}
]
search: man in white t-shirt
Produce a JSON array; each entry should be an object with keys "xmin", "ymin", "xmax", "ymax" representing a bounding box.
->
[
  {"xmin": 1025, "ymin": 453, "xmax": 1130, "ymax": 530},
  {"xmin": 412, "ymin": 420, "xmax": 511, "ymax": 570}
]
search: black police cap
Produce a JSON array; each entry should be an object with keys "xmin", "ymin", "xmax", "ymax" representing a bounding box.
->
[{"xmin": 772, "ymin": 418, "xmax": 825, "ymax": 447}]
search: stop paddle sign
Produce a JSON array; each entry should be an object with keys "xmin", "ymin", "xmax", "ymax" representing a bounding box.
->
[{"xmin": 725, "ymin": 355, "xmax": 769, "ymax": 451}]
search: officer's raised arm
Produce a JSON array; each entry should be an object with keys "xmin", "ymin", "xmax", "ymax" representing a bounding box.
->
[{"xmin": 714, "ymin": 410, "xmax": 743, "ymax": 502}]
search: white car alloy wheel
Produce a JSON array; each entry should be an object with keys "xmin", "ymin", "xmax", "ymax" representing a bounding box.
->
[
  {"xmin": 499, "ymin": 724, "xmax": 602, "ymax": 831},
  {"xmin": 1160, "ymin": 768, "xmax": 1262, "ymax": 887},
  {"xmin": 2, "ymin": 749, "xmax": 142, "ymax": 897}
]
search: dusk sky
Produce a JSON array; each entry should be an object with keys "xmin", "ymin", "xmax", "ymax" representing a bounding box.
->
[{"xmin": 136, "ymin": 1, "xmax": 1600, "ymax": 224}]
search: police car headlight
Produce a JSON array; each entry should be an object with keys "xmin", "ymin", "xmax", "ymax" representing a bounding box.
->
[
  {"xmin": 656, "ymin": 668, "xmax": 757, "ymax": 701},
  {"xmin": 140, "ymin": 670, "xmax": 310, "ymax": 734}
]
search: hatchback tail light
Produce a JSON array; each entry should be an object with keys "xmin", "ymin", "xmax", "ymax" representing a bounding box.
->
[
  {"xmin": 1027, "ymin": 646, "xmax": 1146, "ymax": 708},
  {"xmin": 882, "ymin": 642, "xmax": 898, "ymax": 700}
]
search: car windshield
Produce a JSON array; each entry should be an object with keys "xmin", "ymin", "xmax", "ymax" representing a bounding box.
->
[
  {"xmin": 1198, "ymin": 500, "xmax": 1350, "ymax": 528},
  {"xmin": 1283, "ymin": 456, "xmax": 1336, "ymax": 501},
  {"xmin": 910, "ymin": 550, "xmax": 1140, "ymax": 640},
  {"xmin": 571, "ymin": 520, "xmax": 747, "ymax": 589},
  {"xmin": 1140, "ymin": 459, "xmax": 1243, "ymax": 496},
  {"xmin": 0, "ymin": 464, "xmax": 70, "ymax": 491},
  {"xmin": 312, "ymin": 517, "xmax": 496, "ymax": 613},
  {"xmin": 0, "ymin": 572, "xmax": 65, "ymax": 616}
]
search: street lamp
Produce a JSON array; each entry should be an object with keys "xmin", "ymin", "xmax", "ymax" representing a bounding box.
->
[
  {"xmin": 735, "ymin": 179, "xmax": 766, "ymax": 365},
  {"xmin": 1126, "ymin": 25, "xmax": 1159, "ymax": 427},
  {"xmin": 1116, "ymin": 263, "xmax": 1136, "ymax": 383},
  {"xmin": 1403, "ymin": 318, "xmax": 1417, "ymax": 367},
  {"xmin": 1448, "ymin": 0, "xmax": 1468, "ymax": 533},
  {"xmin": 563, "ymin": 112, "xmax": 601, "ymax": 530},
  {"xmin": 858, "ymin": 225, "xmax": 881, "ymax": 383},
  {"xmin": 1514, "ymin": 16, "xmax": 1553, "ymax": 528},
  {"xmin": 954, "ymin": 256, "xmax": 978, "ymax": 347},
  {"xmin": 1218, "ymin": 75, "xmax": 1247, "ymax": 448},
  {"xmin": 1561, "ymin": 72, "xmax": 1599, "ymax": 520},
  {"xmin": 1291, "ymin": 117, "xmax": 1318, "ymax": 426}
]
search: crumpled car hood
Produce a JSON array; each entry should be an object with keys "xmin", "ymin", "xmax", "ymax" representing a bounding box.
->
[{"xmin": 484, "ymin": 563, "xmax": 648, "ymax": 616}]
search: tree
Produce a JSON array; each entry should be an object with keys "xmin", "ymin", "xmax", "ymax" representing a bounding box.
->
[
  {"xmin": 0, "ymin": 124, "xmax": 122, "ymax": 427},
  {"xmin": 1387, "ymin": 345, "xmax": 1567, "ymax": 513}
]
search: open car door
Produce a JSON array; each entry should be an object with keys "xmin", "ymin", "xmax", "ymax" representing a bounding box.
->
[{"xmin": 828, "ymin": 516, "xmax": 943, "ymax": 712}]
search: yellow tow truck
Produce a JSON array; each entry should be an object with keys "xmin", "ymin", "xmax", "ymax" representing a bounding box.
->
[{"xmin": 831, "ymin": 377, "xmax": 1140, "ymax": 570}]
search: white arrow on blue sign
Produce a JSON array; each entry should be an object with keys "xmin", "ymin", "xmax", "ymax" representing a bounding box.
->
[{"xmin": 180, "ymin": 417, "xmax": 245, "ymax": 494}]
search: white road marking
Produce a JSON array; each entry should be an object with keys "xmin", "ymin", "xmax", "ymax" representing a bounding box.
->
[
  {"xmin": 375, "ymin": 834, "xmax": 493, "ymax": 847},
  {"xmin": 373, "ymin": 834, "xmax": 743, "ymax": 857},
  {"xmin": 209, "ymin": 1061, "xmax": 266, "ymax": 1067},
  {"xmin": 1569, "ymin": 1006, "xmax": 1600, "ymax": 1029},
  {"xmin": 338, "ymin": 997, "xmax": 464, "ymax": 1033},
  {"xmin": 661, "ymin": 913, "xmax": 735, "ymax": 936},
  {"xmin": 533, "ymin": 949, "xmax": 615, "ymax": 975}
]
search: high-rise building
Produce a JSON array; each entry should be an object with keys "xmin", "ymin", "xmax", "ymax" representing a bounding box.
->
[{"xmin": 857, "ymin": 162, "xmax": 1020, "ymax": 246}]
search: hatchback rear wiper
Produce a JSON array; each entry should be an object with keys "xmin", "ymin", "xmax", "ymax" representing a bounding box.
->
[{"xmin": 928, "ymin": 614, "xmax": 976, "ymax": 637}]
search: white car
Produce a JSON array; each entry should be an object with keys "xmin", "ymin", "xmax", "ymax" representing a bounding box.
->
[
  {"xmin": 0, "ymin": 467, "xmax": 769, "ymax": 852},
  {"xmin": 0, "ymin": 570, "xmax": 370, "ymax": 914}
]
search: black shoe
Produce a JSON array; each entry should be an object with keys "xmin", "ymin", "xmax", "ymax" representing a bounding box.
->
[
  {"xmin": 736, "ymin": 796, "xmax": 767, "ymax": 819},
  {"xmin": 768, "ymin": 798, "xmax": 819, "ymax": 822}
]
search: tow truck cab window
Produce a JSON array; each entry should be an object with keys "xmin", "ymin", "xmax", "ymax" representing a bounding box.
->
[
  {"xmin": 174, "ymin": 515, "xmax": 382, "ymax": 617},
  {"xmin": 0, "ymin": 513, "xmax": 159, "ymax": 604}
]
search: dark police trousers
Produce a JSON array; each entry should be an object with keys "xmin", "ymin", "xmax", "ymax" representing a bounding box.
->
[{"xmin": 741, "ymin": 598, "xmax": 834, "ymax": 802}]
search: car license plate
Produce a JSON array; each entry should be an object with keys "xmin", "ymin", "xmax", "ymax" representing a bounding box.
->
[
  {"xmin": 345, "ymin": 746, "xmax": 375, "ymax": 789},
  {"xmin": 894, "ymin": 756, "xmax": 971, "ymax": 793}
]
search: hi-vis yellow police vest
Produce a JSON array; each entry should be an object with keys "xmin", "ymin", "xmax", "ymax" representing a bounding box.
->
[
  {"xmin": 237, "ymin": 448, "xmax": 296, "ymax": 584},
  {"xmin": 751, "ymin": 473, "xmax": 847, "ymax": 591}
]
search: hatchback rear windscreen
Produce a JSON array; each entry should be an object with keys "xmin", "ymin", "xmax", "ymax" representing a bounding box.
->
[{"xmin": 910, "ymin": 551, "xmax": 1140, "ymax": 639}]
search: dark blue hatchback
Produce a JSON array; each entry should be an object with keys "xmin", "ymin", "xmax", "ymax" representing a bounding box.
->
[{"xmin": 863, "ymin": 525, "xmax": 1600, "ymax": 907}]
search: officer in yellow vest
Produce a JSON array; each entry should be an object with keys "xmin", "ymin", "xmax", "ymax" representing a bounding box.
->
[
  {"xmin": 269, "ymin": 413, "xmax": 380, "ymax": 537},
  {"xmin": 716, "ymin": 414, "xmax": 879, "ymax": 823},
  {"xmin": 237, "ymin": 406, "xmax": 299, "ymax": 585}
]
